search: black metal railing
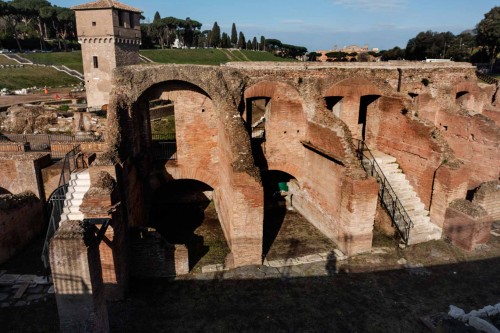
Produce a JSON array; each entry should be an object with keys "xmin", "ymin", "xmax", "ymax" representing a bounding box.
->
[
  {"xmin": 0, "ymin": 133, "xmax": 103, "ymax": 158},
  {"xmin": 354, "ymin": 140, "xmax": 413, "ymax": 244},
  {"xmin": 476, "ymin": 71, "xmax": 498, "ymax": 85},
  {"xmin": 151, "ymin": 133, "xmax": 176, "ymax": 141},
  {"xmin": 152, "ymin": 132, "xmax": 177, "ymax": 160},
  {"xmin": 41, "ymin": 184, "xmax": 68, "ymax": 269},
  {"xmin": 41, "ymin": 145, "xmax": 84, "ymax": 269}
]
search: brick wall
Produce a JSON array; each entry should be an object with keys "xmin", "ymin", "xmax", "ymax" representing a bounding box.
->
[
  {"xmin": 129, "ymin": 230, "xmax": 188, "ymax": 278},
  {"xmin": 49, "ymin": 220, "xmax": 109, "ymax": 333},
  {"xmin": 0, "ymin": 152, "xmax": 51, "ymax": 200},
  {"xmin": 473, "ymin": 181, "xmax": 500, "ymax": 221},
  {"xmin": 435, "ymin": 109, "xmax": 500, "ymax": 188},
  {"xmin": 374, "ymin": 96, "xmax": 443, "ymax": 209},
  {"xmin": 0, "ymin": 193, "xmax": 43, "ymax": 264},
  {"xmin": 443, "ymin": 200, "xmax": 492, "ymax": 251}
]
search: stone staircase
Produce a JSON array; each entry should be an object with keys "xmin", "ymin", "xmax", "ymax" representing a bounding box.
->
[
  {"xmin": 369, "ymin": 151, "xmax": 442, "ymax": 245},
  {"xmin": 60, "ymin": 169, "xmax": 90, "ymax": 222},
  {"xmin": 52, "ymin": 65, "xmax": 84, "ymax": 81},
  {"xmin": 0, "ymin": 53, "xmax": 33, "ymax": 64}
]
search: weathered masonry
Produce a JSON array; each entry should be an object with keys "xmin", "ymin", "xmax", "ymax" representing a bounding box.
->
[
  {"xmin": 73, "ymin": 0, "xmax": 142, "ymax": 109},
  {"xmin": 48, "ymin": 61, "xmax": 500, "ymax": 332}
]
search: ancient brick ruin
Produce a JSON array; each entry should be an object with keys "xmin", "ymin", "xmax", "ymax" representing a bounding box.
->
[{"xmin": 13, "ymin": 56, "xmax": 483, "ymax": 331}]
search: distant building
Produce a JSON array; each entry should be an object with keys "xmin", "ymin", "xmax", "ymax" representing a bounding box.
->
[
  {"xmin": 316, "ymin": 44, "xmax": 379, "ymax": 62},
  {"xmin": 72, "ymin": 0, "xmax": 142, "ymax": 109}
]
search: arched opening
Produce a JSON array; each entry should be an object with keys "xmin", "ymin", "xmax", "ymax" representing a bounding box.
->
[
  {"xmin": 325, "ymin": 96, "xmax": 343, "ymax": 118},
  {"xmin": 261, "ymin": 170, "xmax": 336, "ymax": 260},
  {"xmin": 243, "ymin": 97, "xmax": 270, "ymax": 139},
  {"xmin": 456, "ymin": 91, "xmax": 469, "ymax": 100},
  {"xmin": 138, "ymin": 80, "xmax": 214, "ymax": 162},
  {"xmin": 359, "ymin": 95, "xmax": 380, "ymax": 141},
  {"xmin": 0, "ymin": 187, "xmax": 11, "ymax": 195},
  {"xmin": 149, "ymin": 179, "xmax": 229, "ymax": 271}
]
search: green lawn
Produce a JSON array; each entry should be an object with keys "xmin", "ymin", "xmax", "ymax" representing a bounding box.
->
[
  {"xmin": 21, "ymin": 51, "xmax": 84, "ymax": 72},
  {"xmin": 140, "ymin": 49, "xmax": 229, "ymax": 65},
  {"xmin": 240, "ymin": 50, "xmax": 294, "ymax": 62},
  {"xmin": 140, "ymin": 48, "xmax": 294, "ymax": 65},
  {"xmin": 0, "ymin": 49, "xmax": 294, "ymax": 89},
  {"xmin": 0, "ymin": 55, "xmax": 17, "ymax": 65},
  {"xmin": 0, "ymin": 66, "xmax": 80, "ymax": 89}
]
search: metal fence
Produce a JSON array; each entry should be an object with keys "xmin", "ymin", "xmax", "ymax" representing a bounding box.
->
[
  {"xmin": 0, "ymin": 133, "xmax": 103, "ymax": 158},
  {"xmin": 354, "ymin": 139, "xmax": 413, "ymax": 245},
  {"xmin": 152, "ymin": 132, "xmax": 177, "ymax": 160}
]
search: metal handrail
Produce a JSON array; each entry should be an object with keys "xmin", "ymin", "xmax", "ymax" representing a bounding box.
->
[
  {"xmin": 476, "ymin": 71, "xmax": 498, "ymax": 85},
  {"xmin": 41, "ymin": 184, "xmax": 68, "ymax": 269},
  {"xmin": 354, "ymin": 139, "xmax": 414, "ymax": 244},
  {"xmin": 41, "ymin": 144, "xmax": 84, "ymax": 269}
]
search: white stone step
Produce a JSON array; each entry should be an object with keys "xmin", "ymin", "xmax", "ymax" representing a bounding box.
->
[
  {"xmin": 65, "ymin": 212, "xmax": 85, "ymax": 221},
  {"xmin": 63, "ymin": 205, "xmax": 83, "ymax": 214},
  {"xmin": 368, "ymin": 150, "xmax": 442, "ymax": 246}
]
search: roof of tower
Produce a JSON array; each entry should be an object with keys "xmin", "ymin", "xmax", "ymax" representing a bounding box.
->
[{"xmin": 71, "ymin": 0, "xmax": 142, "ymax": 13}]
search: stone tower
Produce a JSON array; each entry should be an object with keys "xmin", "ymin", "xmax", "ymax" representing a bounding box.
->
[{"xmin": 72, "ymin": 0, "xmax": 142, "ymax": 109}]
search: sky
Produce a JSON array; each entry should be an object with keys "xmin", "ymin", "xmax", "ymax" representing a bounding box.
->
[{"xmin": 52, "ymin": 0, "xmax": 499, "ymax": 52}]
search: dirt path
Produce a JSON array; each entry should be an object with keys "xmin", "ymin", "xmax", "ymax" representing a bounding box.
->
[{"xmin": 0, "ymin": 87, "xmax": 76, "ymax": 108}]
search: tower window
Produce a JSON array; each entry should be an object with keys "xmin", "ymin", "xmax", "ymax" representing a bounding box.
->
[
  {"xmin": 92, "ymin": 21, "xmax": 96, "ymax": 26},
  {"xmin": 93, "ymin": 56, "xmax": 98, "ymax": 69},
  {"xmin": 129, "ymin": 13, "xmax": 135, "ymax": 28},
  {"xmin": 118, "ymin": 10, "xmax": 124, "ymax": 27}
]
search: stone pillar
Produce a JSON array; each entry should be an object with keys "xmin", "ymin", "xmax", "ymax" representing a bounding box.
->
[
  {"xmin": 339, "ymin": 173, "xmax": 379, "ymax": 255},
  {"xmin": 49, "ymin": 220, "xmax": 109, "ymax": 333},
  {"xmin": 215, "ymin": 172, "xmax": 264, "ymax": 269},
  {"xmin": 430, "ymin": 164, "xmax": 468, "ymax": 228},
  {"xmin": 443, "ymin": 199, "xmax": 492, "ymax": 251},
  {"xmin": 473, "ymin": 181, "xmax": 500, "ymax": 221},
  {"xmin": 80, "ymin": 170, "xmax": 127, "ymax": 301}
]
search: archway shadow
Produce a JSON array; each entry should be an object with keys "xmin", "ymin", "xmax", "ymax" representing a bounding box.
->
[
  {"xmin": 261, "ymin": 171, "xmax": 294, "ymax": 257},
  {"xmin": 149, "ymin": 180, "xmax": 213, "ymax": 270}
]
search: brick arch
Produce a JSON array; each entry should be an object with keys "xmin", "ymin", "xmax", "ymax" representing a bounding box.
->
[
  {"xmin": 454, "ymin": 81, "xmax": 479, "ymax": 95},
  {"xmin": 139, "ymin": 79, "xmax": 212, "ymax": 103},
  {"xmin": 244, "ymin": 80, "xmax": 303, "ymax": 104},
  {"xmin": 324, "ymin": 77, "xmax": 382, "ymax": 98},
  {"xmin": 165, "ymin": 166, "xmax": 219, "ymax": 189},
  {"xmin": 267, "ymin": 164, "xmax": 303, "ymax": 185}
]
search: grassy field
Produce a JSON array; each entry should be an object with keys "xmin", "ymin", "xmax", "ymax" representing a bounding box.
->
[
  {"xmin": 140, "ymin": 48, "xmax": 293, "ymax": 65},
  {"xmin": 0, "ymin": 49, "xmax": 293, "ymax": 90},
  {"xmin": 0, "ymin": 66, "xmax": 80, "ymax": 90},
  {"xmin": 0, "ymin": 55, "xmax": 17, "ymax": 65},
  {"xmin": 21, "ymin": 51, "xmax": 84, "ymax": 72}
]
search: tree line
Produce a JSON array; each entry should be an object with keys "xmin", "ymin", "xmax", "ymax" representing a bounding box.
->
[
  {"xmin": 141, "ymin": 12, "xmax": 308, "ymax": 58},
  {"xmin": 0, "ymin": 2, "xmax": 308, "ymax": 59},
  {"xmin": 0, "ymin": 0, "xmax": 76, "ymax": 52}
]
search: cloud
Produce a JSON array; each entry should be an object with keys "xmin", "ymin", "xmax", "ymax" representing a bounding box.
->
[{"xmin": 332, "ymin": 0, "xmax": 408, "ymax": 11}]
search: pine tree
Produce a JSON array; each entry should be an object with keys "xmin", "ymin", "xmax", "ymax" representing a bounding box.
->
[
  {"xmin": 221, "ymin": 32, "xmax": 228, "ymax": 48},
  {"xmin": 260, "ymin": 36, "xmax": 266, "ymax": 51},
  {"xmin": 225, "ymin": 34, "xmax": 231, "ymax": 49},
  {"xmin": 231, "ymin": 23, "xmax": 238, "ymax": 47},
  {"xmin": 252, "ymin": 37, "xmax": 258, "ymax": 51},
  {"xmin": 237, "ymin": 31, "xmax": 246, "ymax": 49},
  {"xmin": 153, "ymin": 11, "xmax": 161, "ymax": 23},
  {"xmin": 211, "ymin": 21, "xmax": 221, "ymax": 48}
]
